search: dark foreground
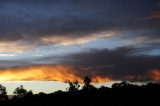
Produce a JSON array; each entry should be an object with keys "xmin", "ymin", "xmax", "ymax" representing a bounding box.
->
[{"xmin": 0, "ymin": 80, "xmax": 160, "ymax": 106}]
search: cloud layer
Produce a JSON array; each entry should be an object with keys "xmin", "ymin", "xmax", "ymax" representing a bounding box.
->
[
  {"xmin": 0, "ymin": 0, "xmax": 159, "ymax": 51},
  {"xmin": 60, "ymin": 46, "xmax": 160, "ymax": 81},
  {"xmin": 0, "ymin": 65, "xmax": 112, "ymax": 83},
  {"xmin": 0, "ymin": 0, "xmax": 159, "ymax": 82}
]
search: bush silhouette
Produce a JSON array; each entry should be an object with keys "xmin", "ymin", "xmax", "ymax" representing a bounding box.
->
[
  {"xmin": 82, "ymin": 76, "xmax": 96, "ymax": 91},
  {"xmin": 67, "ymin": 81, "xmax": 80, "ymax": 92},
  {"xmin": 13, "ymin": 85, "xmax": 28, "ymax": 98},
  {"xmin": 112, "ymin": 80, "xmax": 129, "ymax": 88},
  {"xmin": 0, "ymin": 84, "xmax": 8, "ymax": 101}
]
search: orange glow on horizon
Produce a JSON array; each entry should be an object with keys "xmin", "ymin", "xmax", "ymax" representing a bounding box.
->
[
  {"xmin": 0, "ymin": 65, "xmax": 112, "ymax": 83},
  {"xmin": 149, "ymin": 69, "xmax": 160, "ymax": 81},
  {"xmin": 92, "ymin": 76, "xmax": 112, "ymax": 83}
]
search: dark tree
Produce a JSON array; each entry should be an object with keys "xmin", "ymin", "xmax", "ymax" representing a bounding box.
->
[
  {"xmin": 84, "ymin": 76, "xmax": 91, "ymax": 86},
  {"xmin": 13, "ymin": 85, "xmax": 27, "ymax": 98},
  {"xmin": 82, "ymin": 76, "xmax": 96, "ymax": 91},
  {"xmin": 112, "ymin": 81, "xmax": 130, "ymax": 88},
  {"xmin": 26, "ymin": 90, "xmax": 33, "ymax": 97},
  {"xmin": 38, "ymin": 92, "xmax": 46, "ymax": 95},
  {"xmin": 0, "ymin": 84, "xmax": 8, "ymax": 101},
  {"xmin": 67, "ymin": 81, "xmax": 80, "ymax": 92}
]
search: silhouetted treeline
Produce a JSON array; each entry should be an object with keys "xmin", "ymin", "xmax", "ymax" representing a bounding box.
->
[{"xmin": 0, "ymin": 77, "xmax": 160, "ymax": 106}]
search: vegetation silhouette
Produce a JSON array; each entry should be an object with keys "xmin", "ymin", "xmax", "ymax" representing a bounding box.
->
[
  {"xmin": 13, "ymin": 85, "xmax": 33, "ymax": 99},
  {"xmin": 83, "ymin": 76, "xmax": 96, "ymax": 91},
  {"xmin": 0, "ymin": 84, "xmax": 8, "ymax": 101},
  {"xmin": 0, "ymin": 77, "xmax": 159, "ymax": 106},
  {"xmin": 67, "ymin": 81, "xmax": 80, "ymax": 92}
]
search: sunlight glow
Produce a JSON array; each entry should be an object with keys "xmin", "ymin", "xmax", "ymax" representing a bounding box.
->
[{"xmin": 0, "ymin": 65, "xmax": 112, "ymax": 83}]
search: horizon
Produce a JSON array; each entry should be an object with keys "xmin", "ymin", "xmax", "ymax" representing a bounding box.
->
[
  {"xmin": 0, "ymin": 80, "xmax": 148, "ymax": 95},
  {"xmin": 1, "ymin": 81, "xmax": 116, "ymax": 95},
  {"xmin": 0, "ymin": 0, "xmax": 160, "ymax": 95}
]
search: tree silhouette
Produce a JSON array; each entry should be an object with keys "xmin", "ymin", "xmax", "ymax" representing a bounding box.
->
[
  {"xmin": 26, "ymin": 90, "xmax": 33, "ymax": 97},
  {"xmin": 82, "ymin": 76, "xmax": 96, "ymax": 91},
  {"xmin": 84, "ymin": 76, "xmax": 91, "ymax": 86},
  {"xmin": 0, "ymin": 81, "xmax": 159, "ymax": 106},
  {"xmin": 0, "ymin": 84, "xmax": 8, "ymax": 101},
  {"xmin": 13, "ymin": 85, "xmax": 27, "ymax": 98},
  {"xmin": 67, "ymin": 81, "xmax": 80, "ymax": 92},
  {"xmin": 112, "ymin": 81, "xmax": 130, "ymax": 88}
]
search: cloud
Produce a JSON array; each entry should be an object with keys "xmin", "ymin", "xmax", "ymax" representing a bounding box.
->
[
  {"xmin": 145, "ymin": 0, "xmax": 160, "ymax": 19},
  {"xmin": 0, "ymin": 53, "xmax": 16, "ymax": 57},
  {"xmin": 60, "ymin": 46, "xmax": 160, "ymax": 81},
  {"xmin": 0, "ymin": 0, "xmax": 159, "ymax": 48},
  {"xmin": 146, "ymin": 11, "xmax": 160, "ymax": 19},
  {"xmin": 0, "ymin": 46, "xmax": 159, "ymax": 82},
  {"xmin": 41, "ymin": 31, "xmax": 117, "ymax": 45},
  {"xmin": 0, "ymin": 0, "xmax": 159, "ymax": 82},
  {"xmin": 0, "ymin": 65, "xmax": 112, "ymax": 83},
  {"xmin": 148, "ymin": 69, "xmax": 160, "ymax": 81},
  {"xmin": 0, "ymin": 41, "xmax": 35, "ymax": 52},
  {"xmin": 0, "ymin": 60, "xmax": 32, "ymax": 68}
]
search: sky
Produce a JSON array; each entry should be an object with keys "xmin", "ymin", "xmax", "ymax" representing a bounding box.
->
[{"xmin": 0, "ymin": 0, "xmax": 160, "ymax": 94}]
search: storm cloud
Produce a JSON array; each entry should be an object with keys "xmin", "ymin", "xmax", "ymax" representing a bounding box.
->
[{"xmin": 61, "ymin": 46, "xmax": 160, "ymax": 81}]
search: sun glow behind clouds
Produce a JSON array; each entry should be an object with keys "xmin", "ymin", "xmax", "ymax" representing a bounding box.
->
[
  {"xmin": 0, "ymin": 65, "xmax": 112, "ymax": 83},
  {"xmin": 149, "ymin": 69, "xmax": 160, "ymax": 81},
  {"xmin": 0, "ymin": 65, "xmax": 82, "ymax": 82}
]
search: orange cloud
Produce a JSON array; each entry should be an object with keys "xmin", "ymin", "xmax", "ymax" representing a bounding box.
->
[
  {"xmin": 145, "ymin": 11, "xmax": 160, "ymax": 19},
  {"xmin": 0, "ymin": 65, "xmax": 112, "ymax": 83},
  {"xmin": 145, "ymin": 0, "xmax": 160, "ymax": 20},
  {"xmin": 92, "ymin": 76, "xmax": 112, "ymax": 83},
  {"xmin": 148, "ymin": 69, "xmax": 160, "ymax": 81}
]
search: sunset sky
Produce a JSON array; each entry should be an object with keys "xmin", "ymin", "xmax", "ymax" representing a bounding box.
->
[{"xmin": 0, "ymin": 0, "xmax": 160, "ymax": 94}]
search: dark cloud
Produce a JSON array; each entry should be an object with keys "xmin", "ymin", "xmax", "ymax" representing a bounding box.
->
[
  {"xmin": 0, "ymin": 0, "xmax": 159, "ymax": 42},
  {"xmin": 0, "ymin": 55, "xmax": 60, "ymax": 68},
  {"xmin": 145, "ymin": 0, "xmax": 160, "ymax": 19},
  {"xmin": 61, "ymin": 46, "xmax": 160, "ymax": 81},
  {"xmin": 0, "ymin": 59, "xmax": 30, "ymax": 68}
]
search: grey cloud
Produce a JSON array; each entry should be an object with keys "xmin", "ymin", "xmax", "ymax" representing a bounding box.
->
[
  {"xmin": 0, "ymin": 0, "xmax": 159, "ymax": 81},
  {"xmin": 60, "ymin": 46, "xmax": 160, "ymax": 81},
  {"xmin": 0, "ymin": 45, "xmax": 160, "ymax": 82},
  {"xmin": 0, "ymin": 0, "xmax": 159, "ymax": 43}
]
